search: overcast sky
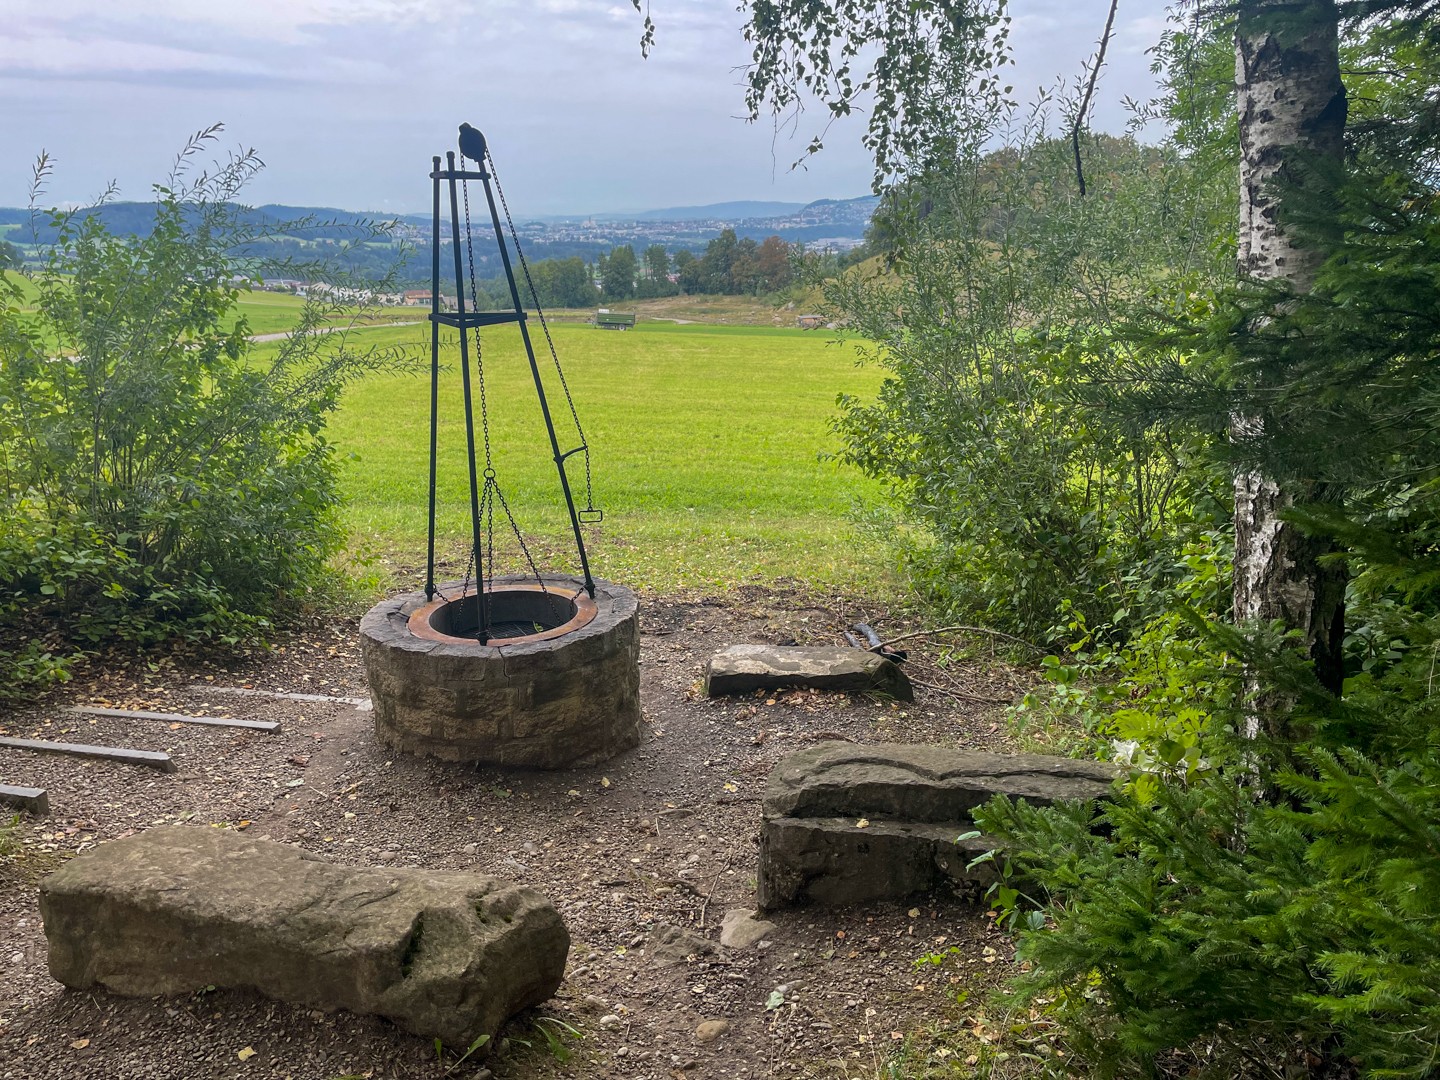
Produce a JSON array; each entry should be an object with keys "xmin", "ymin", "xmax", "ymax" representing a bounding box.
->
[{"xmin": 1, "ymin": 0, "xmax": 1176, "ymax": 217}]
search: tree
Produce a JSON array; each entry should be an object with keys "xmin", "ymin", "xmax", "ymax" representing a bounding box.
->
[
  {"xmin": 730, "ymin": 236, "xmax": 761, "ymax": 294},
  {"xmin": 1229, "ymin": 0, "xmax": 1349, "ymax": 719},
  {"xmin": 700, "ymin": 228, "xmax": 738, "ymax": 294},
  {"xmin": 528, "ymin": 256, "xmax": 597, "ymax": 308},
  {"xmin": 673, "ymin": 248, "xmax": 703, "ymax": 294},
  {"xmin": 601, "ymin": 243, "xmax": 638, "ymax": 300},
  {"xmin": 643, "ymin": 243, "xmax": 670, "ymax": 284},
  {"xmin": 755, "ymin": 235, "xmax": 793, "ymax": 291}
]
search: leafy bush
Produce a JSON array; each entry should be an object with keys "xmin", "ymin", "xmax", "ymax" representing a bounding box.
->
[
  {"xmin": 828, "ymin": 122, "xmax": 1231, "ymax": 644},
  {"xmin": 0, "ymin": 130, "xmax": 407, "ymax": 695}
]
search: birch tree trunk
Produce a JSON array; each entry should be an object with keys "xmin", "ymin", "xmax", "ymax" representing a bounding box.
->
[{"xmin": 1233, "ymin": 0, "xmax": 1348, "ymax": 736}]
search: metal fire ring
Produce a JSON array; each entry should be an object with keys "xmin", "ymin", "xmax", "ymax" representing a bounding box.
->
[{"xmin": 407, "ymin": 583, "xmax": 598, "ymax": 646}]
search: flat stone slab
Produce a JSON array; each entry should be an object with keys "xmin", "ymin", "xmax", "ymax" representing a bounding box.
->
[
  {"xmin": 757, "ymin": 742, "xmax": 1117, "ymax": 909},
  {"xmin": 0, "ymin": 784, "xmax": 49, "ymax": 815},
  {"xmin": 764, "ymin": 741, "xmax": 1117, "ymax": 822},
  {"xmin": 704, "ymin": 644, "xmax": 912, "ymax": 701},
  {"xmin": 39, "ymin": 826, "xmax": 569, "ymax": 1047}
]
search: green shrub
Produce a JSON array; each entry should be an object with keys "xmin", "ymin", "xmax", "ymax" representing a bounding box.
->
[
  {"xmin": 0, "ymin": 130, "xmax": 407, "ymax": 695},
  {"xmin": 977, "ymin": 609, "xmax": 1440, "ymax": 1078}
]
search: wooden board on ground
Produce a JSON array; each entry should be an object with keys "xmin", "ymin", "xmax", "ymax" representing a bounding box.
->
[
  {"xmin": 69, "ymin": 706, "xmax": 280, "ymax": 733},
  {"xmin": 0, "ymin": 737, "xmax": 176, "ymax": 773},
  {"xmin": 0, "ymin": 784, "xmax": 49, "ymax": 815}
]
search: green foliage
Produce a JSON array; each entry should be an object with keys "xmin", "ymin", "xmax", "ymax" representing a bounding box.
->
[
  {"xmin": 829, "ymin": 120, "xmax": 1229, "ymax": 642},
  {"xmin": 739, "ymin": 0, "xmax": 1013, "ymax": 186},
  {"xmin": 1009, "ymin": 531, "xmax": 1235, "ymax": 764},
  {"xmin": 599, "ymin": 244, "xmax": 638, "ymax": 301},
  {"xmin": 0, "ymin": 130, "xmax": 407, "ymax": 694},
  {"xmin": 434, "ymin": 1032, "xmax": 489, "ymax": 1074},
  {"xmin": 978, "ymin": 668, "xmax": 1440, "ymax": 1077}
]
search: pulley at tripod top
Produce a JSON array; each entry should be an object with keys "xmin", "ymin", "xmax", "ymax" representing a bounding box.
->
[{"xmin": 458, "ymin": 124, "xmax": 487, "ymax": 164}]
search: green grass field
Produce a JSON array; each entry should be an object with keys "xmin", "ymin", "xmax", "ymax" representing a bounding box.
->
[
  {"xmin": 234, "ymin": 290, "xmax": 419, "ymax": 336},
  {"xmin": 307, "ymin": 319, "xmax": 888, "ymax": 593}
]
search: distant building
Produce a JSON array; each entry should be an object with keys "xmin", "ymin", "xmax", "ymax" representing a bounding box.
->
[{"xmin": 403, "ymin": 290, "xmax": 432, "ymax": 306}]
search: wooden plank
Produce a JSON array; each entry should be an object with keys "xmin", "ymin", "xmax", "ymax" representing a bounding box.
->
[
  {"xmin": 0, "ymin": 737, "xmax": 176, "ymax": 773},
  {"xmin": 69, "ymin": 706, "xmax": 280, "ymax": 733},
  {"xmin": 0, "ymin": 784, "xmax": 49, "ymax": 815}
]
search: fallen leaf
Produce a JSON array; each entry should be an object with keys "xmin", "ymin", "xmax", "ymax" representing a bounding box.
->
[
  {"xmin": 907, "ymin": 908, "xmax": 920, "ymax": 918},
  {"xmin": 855, "ymin": 818, "xmax": 870, "ymax": 829},
  {"xmin": 237, "ymin": 1046, "xmax": 256, "ymax": 1061},
  {"xmin": 600, "ymin": 777, "xmax": 611, "ymax": 788},
  {"xmin": 70, "ymin": 1038, "xmax": 90, "ymax": 1050},
  {"xmin": 722, "ymin": 782, "xmax": 737, "ymax": 793}
]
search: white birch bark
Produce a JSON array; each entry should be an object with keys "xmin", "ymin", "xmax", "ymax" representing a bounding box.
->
[{"xmin": 1232, "ymin": 0, "xmax": 1348, "ymax": 734}]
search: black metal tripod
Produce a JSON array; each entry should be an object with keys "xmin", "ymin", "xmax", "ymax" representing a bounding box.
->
[{"xmin": 424, "ymin": 125, "xmax": 598, "ymax": 643}]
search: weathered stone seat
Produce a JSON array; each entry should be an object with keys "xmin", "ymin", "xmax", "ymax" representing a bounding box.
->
[
  {"xmin": 757, "ymin": 741, "xmax": 1117, "ymax": 909},
  {"xmin": 704, "ymin": 644, "xmax": 913, "ymax": 701},
  {"xmin": 39, "ymin": 826, "xmax": 569, "ymax": 1047}
]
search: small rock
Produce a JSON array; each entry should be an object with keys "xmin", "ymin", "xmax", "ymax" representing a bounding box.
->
[
  {"xmin": 598, "ymin": 1014, "xmax": 623, "ymax": 1030},
  {"xmin": 615, "ymin": 1047, "xmax": 629, "ymax": 1058},
  {"xmin": 658, "ymin": 807, "xmax": 694, "ymax": 819},
  {"xmin": 377, "ymin": 850, "xmax": 398, "ymax": 864},
  {"xmin": 720, "ymin": 908, "xmax": 776, "ymax": 949},
  {"xmin": 463, "ymin": 843, "xmax": 480, "ymax": 856},
  {"xmin": 695, "ymin": 1019, "xmax": 730, "ymax": 1044}
]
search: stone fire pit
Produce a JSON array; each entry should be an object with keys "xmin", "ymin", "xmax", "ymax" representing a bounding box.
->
[{"xmin": 360, "ymin": 575, "xmax": 641, "ymax": 769}]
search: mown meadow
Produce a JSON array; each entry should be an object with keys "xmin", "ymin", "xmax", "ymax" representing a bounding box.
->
[{"xmin": 261, "ymin": 318, "xmax": 889, "ymax": 593}]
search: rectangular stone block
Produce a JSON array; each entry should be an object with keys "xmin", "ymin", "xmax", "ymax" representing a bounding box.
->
[{"xmin": 39, "ymin": 826, "xmax": 569, "ymax": 1048}]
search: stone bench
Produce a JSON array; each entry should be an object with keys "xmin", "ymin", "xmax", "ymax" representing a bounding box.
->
[
  {"xmin": 39, "ymin": 826, "xmax": 568, "ymax": 1047},
  {"xmin": 757, "ymin": 741, "xmax": 1117, "ymax": 909},
  {"xmin": 705, "ymin": 644, "xmax": 913, "ymax": 701}
]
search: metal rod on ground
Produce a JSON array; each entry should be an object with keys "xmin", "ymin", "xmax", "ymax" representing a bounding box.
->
[
  {"xmin": 476, "ymin": 161, "xmax": 596, "ymax": 599},
  {"xmin": 445, "ymin": 150, "xmax": 490, "ymax": 643},
  {"xmin": 0, "ymin": 736, "xmax": 176, "ymax": 773},
  {"xmin": 852, "ymin": 622, "xmax": 906, "ymax": 662},
  {"xmin": 425, "ymin": 154, "xmax": 443, "ymax": 601}
]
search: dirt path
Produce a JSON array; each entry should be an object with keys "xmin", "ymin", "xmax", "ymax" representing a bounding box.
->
[{"xmin": 0, "ymin": 585, "xmax": 1030, "ymax": 1080}]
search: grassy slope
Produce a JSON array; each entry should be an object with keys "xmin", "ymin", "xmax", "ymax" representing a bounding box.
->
[{"xmin": 307, "ymin": 319, "xmax": 887, "ymax": 593}]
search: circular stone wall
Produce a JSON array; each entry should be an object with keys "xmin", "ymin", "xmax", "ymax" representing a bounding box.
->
[{"xmin": 360, "ymin": 575, "xmax": 641, "ymax": 769}]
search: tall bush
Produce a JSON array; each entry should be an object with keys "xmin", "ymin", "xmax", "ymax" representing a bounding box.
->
[
  {"xmin": 0, "ymin": 131, "xmax": 407, "ymax": 694},
  {"xmin": 829, "ymin": 121, "xmax": 1231, "ymax": 641}
]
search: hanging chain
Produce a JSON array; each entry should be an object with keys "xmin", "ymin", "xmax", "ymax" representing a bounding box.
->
[
  {"xmin": 484, "ymin": 147, "xmax": 596, "ymax": 515},
  {"xmin": 453, "ymin": 147, "xmax": 548, "ymax": 617}
]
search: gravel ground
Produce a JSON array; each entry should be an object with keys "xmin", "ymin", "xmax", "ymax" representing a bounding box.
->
[{"xmin": 0, "ymin": 584, "xmax": 1035, "ymax": 1080}]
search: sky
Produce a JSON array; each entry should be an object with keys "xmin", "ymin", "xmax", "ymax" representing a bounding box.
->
[{"xmin": 0, "ymin": 0, "xmax": 1176, "ymax": 217}]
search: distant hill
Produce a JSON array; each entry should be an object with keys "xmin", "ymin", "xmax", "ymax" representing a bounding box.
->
[{"xmin": 590, "ymin": 200, "xmax": 809, "ymax": 222}]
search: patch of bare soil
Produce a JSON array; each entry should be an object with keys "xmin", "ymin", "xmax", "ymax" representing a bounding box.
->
[{"xmin": 0, "ymin": 585, "xmax": 1034, "ymax": 1080}]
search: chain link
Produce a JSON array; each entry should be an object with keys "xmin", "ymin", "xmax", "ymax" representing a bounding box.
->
[{"xmin": 449, "ymin": 145, "xmax": 548, "ymax": 622}]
